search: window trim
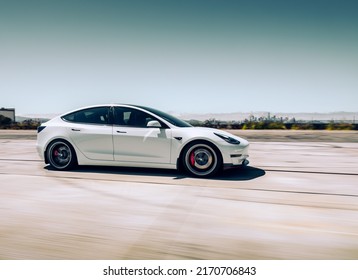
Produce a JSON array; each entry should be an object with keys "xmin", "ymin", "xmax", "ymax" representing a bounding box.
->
[
  {"xmin": 61, "ymin": 106, "xmax": 112, "ymax": 126},
  {"xmin": 112, "ymin": 106, "xmax": 169, "ymax": 129}
]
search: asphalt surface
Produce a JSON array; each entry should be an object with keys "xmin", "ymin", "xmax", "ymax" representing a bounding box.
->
[{"xmin": 0, "ymin": 130, "xmax": 358, "ymax": 259}]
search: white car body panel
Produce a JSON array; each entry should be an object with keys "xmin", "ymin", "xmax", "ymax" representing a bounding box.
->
[
  {"xmin": 170, "ymin": 127, "xmax": 249, "ymax": 165},
  {"xmin": 68, "ymin": 123, "xmax": 114, "ymax": 161},
  {"xmin": 36, "ymin": 104, "xmax": 249, "ymax": 176},
  {"xmin": 113, "ymin": 126, "xmax": 172, "ymax": 163}
]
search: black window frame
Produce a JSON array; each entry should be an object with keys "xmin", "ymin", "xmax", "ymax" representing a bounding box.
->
[
  {"xmin": 136, "ymin": 105, "xmax": 192, "ymax": 127},
  {"xmin": 112, "ymin": 106, "xmax": 169, "ymax": 128},
  {"xmin": 61, "ymin": 106, "xmax": 112, "ymax": 125}
]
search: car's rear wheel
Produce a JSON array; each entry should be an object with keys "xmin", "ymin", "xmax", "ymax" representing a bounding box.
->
[
  {"xmin": 47, "ymin": 140, "xmax": 77, "ymax": 170},
  {"xmin": 182, "ymin": 142, "xmax": 222, "ymax": 177}
]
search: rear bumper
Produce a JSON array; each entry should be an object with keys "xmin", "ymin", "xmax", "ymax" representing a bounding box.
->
[{"xmin": 36, "ymin": 143, "xmax": 44, "ymax": 160}]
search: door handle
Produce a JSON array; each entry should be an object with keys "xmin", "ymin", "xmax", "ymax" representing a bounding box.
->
[
  {"xmin": 116, "ymin": 131, "xmax": 127, "ymax": 133},
  {"xmin": 71, "ymin": 128, "xmax": 81, "ymax": 131}
]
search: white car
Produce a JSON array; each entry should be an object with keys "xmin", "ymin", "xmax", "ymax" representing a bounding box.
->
[{"xmin": 36, "ymin": 104, "xmax": 249, "ymax": 177}]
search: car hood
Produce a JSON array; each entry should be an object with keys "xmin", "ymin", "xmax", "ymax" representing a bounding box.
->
[{"xmin": 176, "ymin": 127, "xmax": 249, "ymax": 146}]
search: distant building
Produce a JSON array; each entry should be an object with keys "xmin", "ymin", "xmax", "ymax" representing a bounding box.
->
[{"xmin": 0, "ymin": 107, "xmax": 15, "ymax": 122}]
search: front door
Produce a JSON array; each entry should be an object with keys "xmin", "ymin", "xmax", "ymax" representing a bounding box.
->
[{"xmin": 112, "ymin": 106, "xmax": 171, "ymax": 163}]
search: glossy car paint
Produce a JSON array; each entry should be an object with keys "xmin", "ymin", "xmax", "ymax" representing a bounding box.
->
[{"xmin": 37, "ymin": 104, "xmax": 249, "ymax": 175}]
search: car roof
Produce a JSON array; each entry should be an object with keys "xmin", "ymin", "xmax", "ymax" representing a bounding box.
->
[{"xmin": 60, "ymin": 104, "xmax": 142, "ymax": 116}]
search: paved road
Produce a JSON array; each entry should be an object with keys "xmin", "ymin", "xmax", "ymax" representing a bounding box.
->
[
  {"xmin": 0, "ymin": 135, "xmax": 358, "ymax": 259},
  {"xmin": 2, "ymin": 129, "xmax": 358, "ymax": 142}
]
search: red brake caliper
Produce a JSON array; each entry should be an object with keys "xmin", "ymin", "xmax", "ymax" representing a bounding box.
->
[
  {"xmin": 54, "ymin": 150, "xmax": 59, "ymax": 157},
  {"xmin": 190, "ymin": 151, "xmax": 195, "ymax": 166}
]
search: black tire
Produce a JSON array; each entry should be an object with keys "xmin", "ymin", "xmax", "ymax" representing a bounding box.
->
[
  {"xmin": 46, "ymin": 140, "xmax": 77, "ymax": 170},
  {"xmin": 181, "ymin": 141, "xmax": 222, "ymax": 177}
]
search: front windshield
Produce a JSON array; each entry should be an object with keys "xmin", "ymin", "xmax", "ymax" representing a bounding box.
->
[{"xmin": 137, "ymin": 106, "xmax": 192, "ymax": 128}]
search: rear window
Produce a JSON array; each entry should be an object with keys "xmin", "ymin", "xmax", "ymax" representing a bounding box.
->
[{"xmin": 62, "ymin": 107, "xmax": 110, "ymax": 124}]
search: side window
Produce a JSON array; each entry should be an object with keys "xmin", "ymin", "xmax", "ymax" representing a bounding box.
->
[
  {"xmin": 62, "ymin": 107, "xmax": 110, "ymax": 125},
  {"xmin": 114, "ymin": 107, "xmax": 157, "ymax": 128}
]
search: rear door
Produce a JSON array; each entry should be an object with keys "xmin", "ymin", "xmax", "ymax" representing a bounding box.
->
[{"xmin": 62, "ymin": 106, "xmax": 114, "ymax": 161}]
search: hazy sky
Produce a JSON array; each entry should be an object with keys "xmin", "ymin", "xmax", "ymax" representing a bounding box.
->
[{"xmin": 1, "ymin": 0, "xmax": 357, "ymax": 115}]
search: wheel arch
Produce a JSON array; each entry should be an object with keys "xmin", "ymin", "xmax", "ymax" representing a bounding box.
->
[
  {"xmin": 44, "ymin": 138, "xmax": 78, "ymax": 165},
  {"xmin": 176, "ymin": 139, "xmax": 223, "ymax": 171}
]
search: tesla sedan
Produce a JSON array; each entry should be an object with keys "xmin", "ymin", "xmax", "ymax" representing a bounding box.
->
[{"xmin": 36, "ymin": 104, "xmax": 249, "ymax": 177}]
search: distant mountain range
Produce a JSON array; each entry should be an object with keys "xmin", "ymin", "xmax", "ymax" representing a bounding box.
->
[
  {"xmin": 178, "ymin": 111, "xmax": 358, "ymax": 122},
  {"xmin": 16, "ymin": 111, "xmax": 358, "ymax": 123}
]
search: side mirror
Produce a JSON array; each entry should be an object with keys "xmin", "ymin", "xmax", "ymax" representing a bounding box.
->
[{"xmin": 147, "ymin": 120, "xmax": 162, "ymax": 128}]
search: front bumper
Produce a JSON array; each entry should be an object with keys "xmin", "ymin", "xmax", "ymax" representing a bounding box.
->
[{"xmin": 220, "ymin": 143, "xmax": 249, "ymax": 166}]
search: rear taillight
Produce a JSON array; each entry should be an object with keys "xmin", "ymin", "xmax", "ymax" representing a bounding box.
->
[{"xmin": 37, "ymin": 126, "xmax": 46, "ymax": 133}]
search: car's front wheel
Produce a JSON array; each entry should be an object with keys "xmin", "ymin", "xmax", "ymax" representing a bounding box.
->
[
  {"xmin": 182, "ymin": 141, "xmax": 222, "ymax": 177},
  {"xmin": 47, "ymin": 140, "xmax": 77, "ymax": 170}
]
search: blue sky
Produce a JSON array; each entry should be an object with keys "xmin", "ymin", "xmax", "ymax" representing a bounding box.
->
[{"xmin": 1, "ymin": 0, "xmax": 357, "ymax": 115}]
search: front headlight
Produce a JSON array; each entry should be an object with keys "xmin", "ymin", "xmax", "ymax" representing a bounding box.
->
[{"xmin": 214, "ymin": 133, "xmax": 241, "ymax": 145}]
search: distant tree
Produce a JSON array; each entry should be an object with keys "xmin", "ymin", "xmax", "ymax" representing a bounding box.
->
[
  {"xmin": 203, "ymin": 118, "xmax": 218, "ymax": 128},
  {"xmin": 326, "ymin": 122, "xmax": 354, "ymax": 130},
  {"xmin": 187, "ymin": 119, "xmax": 202, "ymax": 126},
  {"xmin": 267, "ymin": 122, "xmax": 286, "ymax": 129}
]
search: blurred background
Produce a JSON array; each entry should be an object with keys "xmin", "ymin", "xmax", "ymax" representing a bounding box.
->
[
  {"xmin": 0, "ymin": 0, "xmax": 357, "ymax": 260},
  {"xmin": 1, "ymin": 0, "xmax": 358, "ymax": 115}
]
